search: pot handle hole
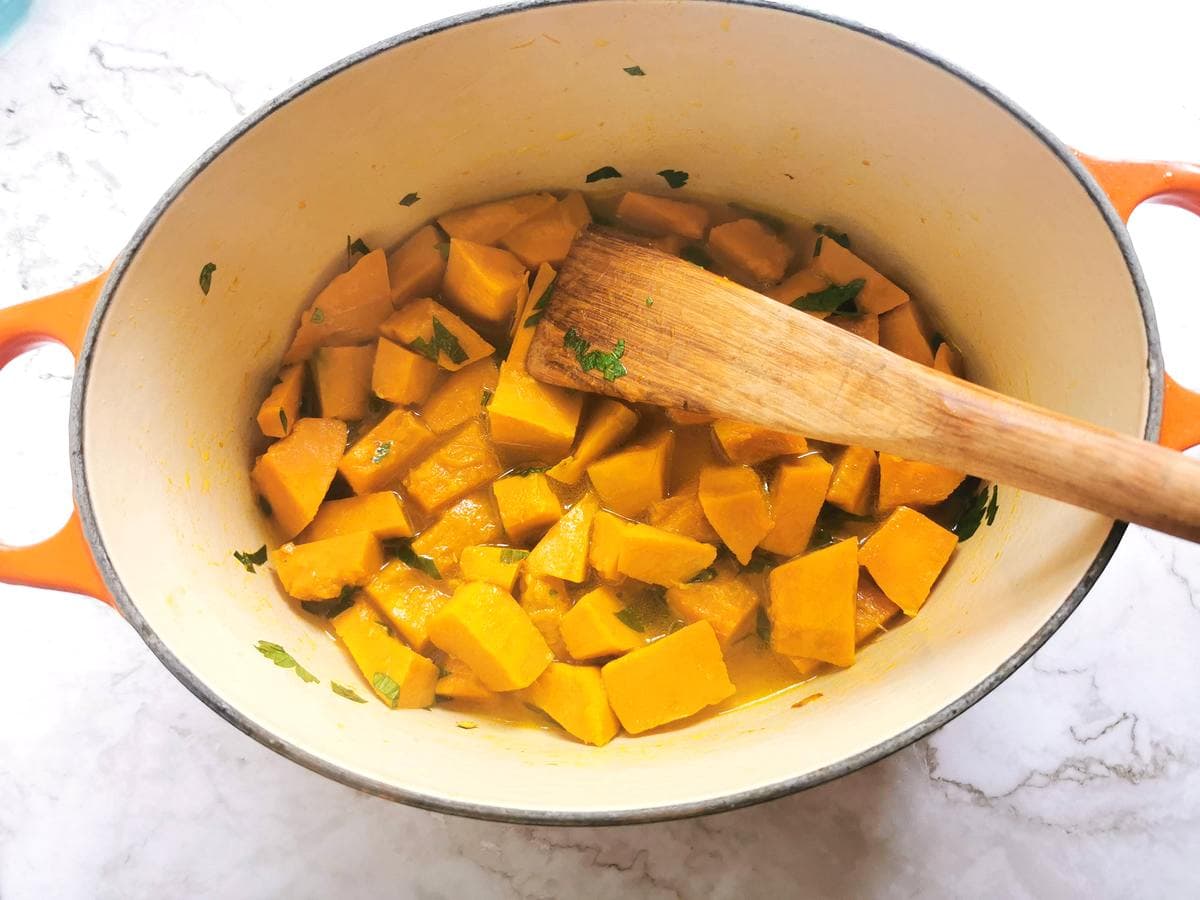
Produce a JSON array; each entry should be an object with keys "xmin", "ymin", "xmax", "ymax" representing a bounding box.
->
[
  {"xmin": 1076, "ymin": 152, "xmax": 1200, "ymax": 451},
  {"xmin": 0, "ymin": 271, "xmax": 113, "ymax": 605}
]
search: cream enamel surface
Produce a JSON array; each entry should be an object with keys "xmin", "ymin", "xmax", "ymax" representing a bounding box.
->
[{"xmin": 78, "ymin": 1, "xmax": 1146, "ymax": 817}]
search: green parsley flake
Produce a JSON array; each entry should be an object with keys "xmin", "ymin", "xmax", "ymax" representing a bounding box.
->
[
  {"xmin": 585, "ymin": 165, "xmax": 623, "ymax": 183},
  {"xmin": 372, "ymin": 672, "xmax": 402, "ymax": 707},
  {"xmin": 562, "ymin": 327, "xmax": 627, "ymax": 382},
  {"xmin": 255, "ymin": 640, "xmax": 319, "ymax": 684},
  {"xmin": 814, "ymin": 223, "xmax": 850, "ymax": 248},
  {"xmin": 686, "ymin": 566, "xmax": 717, "ymax": 583},
  {"xmin": 623, "ymin": 65, "xmax": 645, "ymax": 76},
  {"xmin": 384, "ymin": 539, "xmax": 442, "ymax": 579},
  {"xmin": 233, "ymin": 545, "xmax": 267, "ymax": 573},
  {"xmin": 524, "ymin": 278, "xmax": 556, "ymax": 328},
  {"xmin": 435, "ymin": 241, "xmax": 450, "ymax": 260},
  {"xmin": 310, "ymin": 307, "xmax": 326, "ymax": 325},
  {"xmin": 278, "ymin": 409, "xmax": 288, "ymax": 433},
  {"xmin": 199, "ymin": 262, "xmax": 216, "ymax": 295},
  {"xmin": 791, "ymin": 279, "xmax": 865, "ymax": 315},
  {"xmin": 399, "ymin": 192, "xmax": 421, "ymax": 207},
  {"xmin": 645, "ymin": 296, "xmax": 654, "ymax": 307},
  {"xmin": 371, "ymin": 440, "xmax": 393, "ymax": 464},
  {"xmin": 331, "ymin": 681, "xmax": 368, "ymax": 703},
  {"xmin": 657, "ymin": 169, "xmax": 689, "ymax": 189},
  {"xmin": 499, "ymin": 548, "xmax": 530, "ymax": 565},
  {"xmin": 410, "ymin": 317, "xmax": 468, "ymax": 364},
  {"xmin": 481, "ymin": 386, "xmax": 493, "ymax": 407}
]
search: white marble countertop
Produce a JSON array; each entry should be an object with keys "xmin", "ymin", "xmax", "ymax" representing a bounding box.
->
[{"xmin": 3, "ymin": 1, "xmax": 1200, "ymax": 896}]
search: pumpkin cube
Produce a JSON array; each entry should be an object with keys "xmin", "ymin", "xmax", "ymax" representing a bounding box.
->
[
  {"xmin": 855, "ymin": 574, "xmax": 902, "ymax": 642},
  {"xmin": 768, "ymin": 538, "xmax": 858, "ymax": 666},
  {"xmin": 647, "ymin": 484, "xmax": 720, "ymax": 543},
  {"xmin": 825, "ymin": 445, "xmax": 878, "ymax": 516},
  {"xmin": 706, "ymin": 218, "xmax": 792, "ymax": 284},
  {"xmin": 435, "ymin": 656, "xmax": 496, "ymax": 701},
  {"xmin": 586, "ymin": 429, "xmax": 673, "ymax": 517},
  {"xmin": 665, "ymin": 560, "xmax": 760, "ymax": 646},
  {"xmin": 524, "ymin": 662, "xmax": 621, "ymax": 746},
  {"xmin": 934, "ymin": 341, "xmax": 965, "ymax": 377},
  {"xmin": 252, "ymin": 417, "xmax": 348, "ymax": 538},
  {"xmin": 338, "ymin": 408, "xmax": 435, "ymax": 495},
  {"xmin": 877, "ymin": 453, "xmax": 965, "ymax": 510},
  {"xmin": 256, "ymin": 364, "xmax": 304, "ymax": 439},
  {"xmin": 664, "ymin": 408, "xmax": 714, "ymax": 426},
  {"xmin": 615, "ymin": 191, "xmax": 710, "ymax": 240},
  {"xmin": 403, "ymin": 420, "xmax": 502, "ymax": 514},
  {"xmin": 649, "ymin": 233, "xmax": 688, "ymax": 255},
  {"xmin": 420, "ymin": 358, "xmax": 499, "ymax": 435},
  {"xmin": 560, "ymin": 585, "xmax": 643, "ymax": 660},
  {"xmin": 500, "ymin": 191, "xmax": 592, "ymax": 268},
  {"xmin": 507, "ymin": 262, "xmax": 556, "ymax": 363},
  {"xmin": 442, "ymin": 239, "xmax": 528, "ymax": 326},
  {"xmin": 518, "ymin": 572, "xmax": 572, "ymax": 659},
  {"xmin": 271, "ymin": 532, "xmax": 384, "ymax": 601},
  {"xmin": 437, "ymin": 192, "xmax": 557, "ymax": 245},
  {"xmin": 712, "ymin": 419, "xmax": 808, "ymax": 465},
  {"xmin": 759, "ymin": 455, "xmax": 834, "ymax": 556},
  {"xmin": 303, "ymin": 491, "xmax": 414, "ymax": 542},
  {"xmin": 332, "ymin": 600, "xmax": 438, "ymax": 708},
  {"xmin": 600, "ymin": 621, "xmax": 734, "ymax": 734},
  {"xmin": 547, "ymin": 398, "xmax": 639, "ymax": 484},
  {"xmin": 428, "ymin": 581, "xmax": 553, "ymax": 691},
  {"xmin": 372, "ymin": 337, "xmax": 439, "ymax": 406},
  {"xmin": 526, "ymin": 493, "xmax": 599, "ymax": 583},
  {"xmin": 810, "ymin": 238, "xmax": 908, "ymax": 315},
  {"xmin": 697, "ymin": 465, "xmax": 774, "ymax": 564},
  {"xmin": 387, "ymin": 224, "xmax": 447, "ymax": 305},
  {"xmin": 379, "ymin": 297, "xmax": 494, "ymax": 372},
  {"xmin": 362, "ymin": 559, "xmax": 450, "ymax": 651},
  {"xmin": 410, "ymin": 491, "xmax": 504, "ymax": 576},
  {"xmin": 615, "ymin": 523, "xmax": 716, "ymax": 587},
  {"xmin": 284, "ymin": 249, "xmax": 392, "ymax": 364},
  {"xmin": 459, "ymin": 544, "xmax": 526, "ymax": 592},
  {"xmin": 879, "ymin": 301, "xmax": 935, "ymax": 366},
  {"xmin": 668, "ymin": 425, "xmax": 717, "ymax": 492},
  {"xmin": 312, "ymin": 344, "xmax": 375, "ymax": 421},
  {"xmin": 859, "ymin": 506, "xmax": 957, "ymax": 615},
  {"xmin": 588, "ymin": 510, "xmax": 634, "ymax": 582},
  {"xmin": 492, "ymin": 471, "xmax": 563, "ymax": 543},
  {"xmin": 487, "ymin": 363, "xmax": 583, "ymax": 460},
  {"xmin": 829, "ymin": 312, "xmax": 880, "ymax": 344}
]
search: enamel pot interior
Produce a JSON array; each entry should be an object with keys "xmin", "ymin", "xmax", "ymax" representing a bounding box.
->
[{"xmin": 75, "ymin": 0, "xmax": 1154, "ymax": 823}]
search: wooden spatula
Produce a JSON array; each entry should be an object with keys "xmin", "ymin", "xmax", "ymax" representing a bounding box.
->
[{"xmin": 526, "ymin": 227, "xmax": 1200, "ymax": 542}]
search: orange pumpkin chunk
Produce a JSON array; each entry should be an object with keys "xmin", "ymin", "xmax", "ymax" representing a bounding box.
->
[
  {"xmin": 420, "ymin": 358, "xmax": 499, "ymax": 435},
  {"xmin": 526, "ymin": 493, "xmax": 599, "ymax": 583},
  {"xmin": 560, "ymin": 585, "xmax": 643, "ymax": 660},
  {"xmin": 934, "ymin": 341, "xmax": 965, "ymax": 377},
  {"xmin": 647, "ymin": 483, "xmax": 720, "ymax": 543},
  {"xmin": 588, "ymin": 510, "xmax": 634, "ymax": 583},
  {"xmin": 859, "ymin": 506, "xmax": 957, "ymax": 615},
  {"xmin": 362, "ymin": 559, "xmax": 450, "ymax": 652},
  {"xmin": 284, "ymin": 249, "xmax": 392, "ymax": 364},
  {"xmin": 768, "ymin": 538, "xmax": 858, "ymax": 666},
  {"xmin": 877, "ymin": 453, "xmax": 965, "ymax": 511},
  {"xmin": 333, "ymin": 600, "xmax": 438, "ymax": 708},
  {"xmin": 379, "ymin": 298, "xmax": 494, "ymax": 372},
  {"xmin": 524, "ymin": 663, "xmax": 620, "ymax": 746},
  {"xmin": 615, "ymin": 523, "xmax": 716, "ymax": 587},
  {"xmin": 825, "ymin": 445, "xmax": 878, "ymax": 517},
  {"xmin": 387, "ymin": 224, "xmax": 446, "ymax": 305},
  {"xmin": 712, "ymin": 419, "xmax": 807, "ymax": 465},
  {"xmin": 697, "ymin": 465, "xmax": 774, "ymax": 565},
  {"xmin": 410, "ymin": 491, "xmax": 504, "ymax": 577},
  {"xmin": 312, "ymin": 344, "xmax": 375, "ymax": 421},
  {"xmin": 500, "ymin": 191, "xmax": 592, "ymax": 268},
  {"xmin": 256, "ymin": 364, "xmax": 304, "ymax": 439},
  {"xmin": 810, "ymin": 239, "xmax": 908, "ymax": 315},
  {"xmin": 271, "ymin": 532, "xmax": 384, "ymax": 601},
  {"xmin": 442, "ymin": 239, "xmax": 528, "ymax": 326},
  {"xmin": 615, "ymin": 191, "xmax": 710, "ymax": 240},
  {"xmin": 303, "ymin": 492, "xmax": 414, "ymax": 542},
  {"xmin": 666, "ymin": 559, "xmax": 760, "ymax": 646},
  {"xmin": 547, "ymin": 398, "xmax": 639, "ymax": 485},
  {"xmin": 372, "ymin": 337, "xmax": 439, "ymax": 406},
  {"xmin": 879, "ymin": 301, "xmax": 935, "ymax": 366},
  {"xmin": 707, "ymin": 218, "xmax": 793, "ymax": 284},
  {"xmin": 760, "ymin": 455, "xmax": 833, "ymax": 556},
  {"xmin": 518, "ymin": 572, "xmax": 572, "ymax": 659},
  {"xmin": 338, "ymin": 409, "xmax": 435, "ymax": 495},
  {"xmin": 586, "ymin": 429, "xmax": 673, "ymax": 518},
  {"xmin": 487, "ymin": 363, "xmax": 583, "ymax": 460},
  {"xmin": 492, "ymin": 471, "xmax": 563, "ymax": 544},
  {"xmin": 436, "ymin": 656, "xmax": 496, "ymax": 701},
  {"xmin": 459, "ymin": 544, "xmax": 525, "ymax": 592},
  {"xmin": 252, "ymin": 417, "xmax": 348, "ymax": 538},
  {"xmin": 437, "ymin": 192, "xmax": 557, "ymax": 245},
  {"xmin": 403, "ymin": 420, "xmax": 503, "ymax": 514}
]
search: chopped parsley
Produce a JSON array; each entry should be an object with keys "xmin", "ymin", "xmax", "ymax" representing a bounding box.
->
[
  {"xmin": 645, "ymin": 296, "xmax": 654, "ymax": 307},
  {"xmin": 398, "ymin": 192, "xmax": 421, "ymax": 207},
  {"xmin": 371, "ymin": 440, "xmax": 393, "ymax": 464},
  {"xmin": 435, "ymin": 241, "xmax": 450, "ymax": 260},
  {"xmin": 499, "ymin": 548, "xmax": 529, "ymax": 565},
  {"xmin": 954, "ymin": 483, "xmax": 999, "ymax": 542},
  {"xmin": 680, "ymin": 245, "xmax": 711, "ymax": 268},
  {"xmin": 233, "ymin": 545, "xmax": 268, "ymax": 573},
  {"xmin": 198, "ymin": 262, "xmax": 216, "ymax": 295},
  {"xmin": 686, "ymin": 566, "xmax": 717, "ymax": 583},
  {"xmin": 814, "ymin": 223, "xmax": 850, "ymax": 248},
  {"xmin": 812, "ymin": 236, "xmax": 824, "ymax": 258},
  {"xmin": 623, "ymin": 65, "xmax": 645, "ymax": 76},
  {"xmin": 384, "ymin": 539, "xmax": 442, "ymax": 579},
  {"xmin": 614, "ymin": 587, "xmax": 674, "ymax": 633},
  {"xmin": 410, "ymin": 317, "xmax": 468, "ymax": 364},
  {"xmin": 657, "ymin": 169, "xmax": 689, "ymax": 189},
  {"xmin": 300, "ymin": 587, "xmax": 355, "ymax": 619},
  {"xmin": 503, "ymin": 465, "xmax": 550, "ymax": 478},
  {"xmin": 372, "ymin": 672, "xmax": 401, "ymax": 707},
  {"xmin": 755, "ymin": 607, "xmax": 772, "ymax": 644},
  {"xmin": 524, "ymin": 277, "xmax": 556, "ymax": 328},
  {"xmin": 481, "ymin": 386, "xmax": 493, "ymax": 407},
  {"xmin": 255, "ymin": 640, "xmax": 319, "ymax": 684},
  {"xmin": 562, "ymin": 327, "xmax": 627, "ymax": 382},
  {"xmin": 310, "ymin": 307, "xmax": 326, "ymax": 325},
  {"xmin": 346, "ymin": 235, "xmax": 369, "ymax": 269},
  {"xmin": 791, "ymin": 279, "xmax": 865, "ymax": 315},
  {"xmin": 741, "ymin": 549, "xmax": 776, "ymax": 574},
  {"xmin": 278, "ymin": 409, "xmax": 288, "ymax": 433},
  {"xmin": 585, "ymin": 165, "xmax": 623, "ymax": 183},
  {"xmin": 331, "ymin": 681, "xmax": 368, "ymax": 703}
]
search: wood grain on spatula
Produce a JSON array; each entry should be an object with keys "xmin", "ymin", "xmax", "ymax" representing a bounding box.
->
[{"xmin": 527, "ymin": 227, "xmax": 1200, "ymax": 542}]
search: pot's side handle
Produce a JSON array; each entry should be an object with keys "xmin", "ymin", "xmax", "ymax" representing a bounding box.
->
[
  {"xmin": 0, "ymin": 272, "xmax": 113, "ymax": 605},
  {"xmin": 1076, "ymin": 152, "xmax": 1200, "ymax": 451}
]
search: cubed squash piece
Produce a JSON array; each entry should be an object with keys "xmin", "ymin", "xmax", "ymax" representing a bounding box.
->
[
  {"xmin": 332, "ymin": 600, "xmax": 438, "ymax": 708},
  {"xmin": 825, "ymin": 445, "xmax": 878, "ymax": 516},
  {"xmin": 338, "ymin": 408, "xmax": 436, "ymax": 495},
  {"xmin": 560, "ymin": 585, "xmax": 643, "ymax": 660},
  {"xmin": 759, "ymin": 456, "xmax": 834, "ymax": 556},
  {"xmin": 252, "ymin": 417, "xmax": 348, "ymax": 538},
  {"xmin": 712, "ymin": 419, "xmax": 808, "ymax": 465},
  {"xmin": 271, "ymin": 532, "xmax": 384, "ymax": 601},
  {"xmin": 859, "ymin": 506, "xmax": 957, "ymax": 615},
  {"xmin": 547, "ymin": 399, "xmax": 639, "ymax": 484},
  {"xmin": 362, "ymin": 559, "xmax": 450, "ymax": 651},
  {"xmin": 487, "ymin": 362, "xmax": 583, "ymax": 459},
  {"xmin": 697, "ymin": 465, "xmax": 774, "ymax": 564},
  {"xmin": 435, "ymin": 656, "xmax": 496, "ymax": 701},
  {"xmin": 810, "ymin": 239, "xmax": 908, "ymax": 315},
  {"xmin": 500, "ymin": 191, "xmax": 591, "ymax": 268},
  {"xmin": 257, "ymin": 364, "xmax": 304, "ymax": 439},
  {"xmin": 829, "ymin": 312, "xmax": 880, "ymax": 344},
  {"xmin": 492, "ymin": 471, "xmax": 564, "ymax": 543},
  {"xmin": 647, "ymin": 485, "xmax": 720, "ymax": 543},
  {"xmin": 665, "ymin": 560, "xmax": 760, "ymax": 646},
  {"xmin": 764, "ymin": 268, "xmax": 832, "ymax": 311},
  {"xmin": 615, "ymin": 191, "xmax": 710, "ymax": 240},
  {"xmin": 707, "ymin": 218, "xmax": 793, "ymax": 284},
  {"xmin": 877, "ymin": 453, "xmax": 965, "ymax": 510},
  {"xmin": 437, "ymin": 192, "xmax": 557, "ymax": 245},
  {"xmin": 410, "ymin": 491, "xmax": 504, "ymax": 576},
  {"xmin": 586, "ymin": 429, "xmax": 673, "ymax": 518},
  {"xmin": 403, "ymin": 420, "xmax": 502, "ymax": 514},
  {"xmin": 768, "ymin": 538, "xmax": 858, "ymax": 666},
  {"xmin": 615, "ymin": 523, "xmax": 716, "ymax": 587},
  {"xmin": 879, "ymin": 301, "xmax": 935, "ymax": 367},
  {"xmin": 387, "ymin": 224, "xmax": 447, "ymax": 305},
  {"xmin": 428, "ymin": 581, "xmax": 553, "ymax": 691},
  {"xmin": 518, "ymin": 572, "xmax": 572, "ymax": 659},
  {"xmin": 934, "ymin": 341, "xmax": 965, "ymax": 377},
  {"xmin": 459, "ymin": 545, "xmax": 526, "ymax": 592},
  {"xmin": 588, "ymin": 510, "xmax": 634, "ymax": 582},
  {"xmin": 420, "ymin": 358, "xmax": 499, "ymax": 435},
  {"xmin": 303, "ymin": 491, "xmax": 414, "ymax": 542},
  {"xmin": 507, "ymin": 262, "xmax": 556, "ymax": 363},
  {"xmin": 524, "ymin": 663, "xmax": 620, "ymax": 746},
  {"xmin": 665, "ymin": 408, "xmax": 715, "ymax": 426},
  {"xmin": 312, "ymin": 344, "xmax": 375, "ymax": 421},
  {"xmin": 284, "ymin": 249, "xmax": 392, "ymax": 364},
  {"xmin": 601, "ymin": 621, "xmax": 734, "ymax": 734},
  {"xmin": 372, "ymin": 337, "xmax": 439, "ymax": 406},
  {"xmin": 379, "ymin": 297, "xmax": 494, "ymax": 372},
  {"xmin": 669, "ymin": 424, "xmax": 717, "ymax": 492},
  {"xmin": 649, "ymin": 233, "xmax": 688, "ymax": 255},
  {"xmin": 526, "ymin": 493, "xmax": 599, "ymax": 583},
  {"xmin": 442, "ymin": 239, "xmax": 528, "ymax": 326},
  {"xmin": 855, "ymin": 574, "xmax": 902, "ymax": 643}
]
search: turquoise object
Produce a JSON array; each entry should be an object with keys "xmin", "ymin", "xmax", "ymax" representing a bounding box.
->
[{"xmin": 0, "ymin": 0, "xmax": 31, "ymax": 43}]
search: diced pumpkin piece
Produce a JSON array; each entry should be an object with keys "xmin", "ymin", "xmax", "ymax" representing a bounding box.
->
[
  {"xmin": 403, "ymin": 420, "xmax": 502, "ymax": 514},
  {"xmin": 492, "ymin": 471, "xmax": 563, "ymax": 543},
  {"xmin": 252, "ymin": 417, "xmax": 348, "ymax": 538},
  {"xmin": 420, "ymin": 358, "xmax": 499, "ymax": 435},
  {"xmin": 712, "ymin": 419, "xmax": 808, "ymax": 465},
  {"xmin": 387, "ymin": 224, "xmax": 447, "ymax": 305},
  {"xmin": 697, "ymin": 465, "xmax": 774, "ymax": 565},
  {"xmin": 810, "ymin": 239, "xmax": 908, "ymax": 314},
  {"xmin": 764, "ymin": 268, "xmax": 832, "ymax": 313},
  {"xmin": 459, "ymin": 544, "xmax": 526, "ymax": 592},
  {"xmin": 437, "ymin": 192, "xmax": 557, "ymax": 245},
  {"xmin": 586, "ymin": 429, "xmax": 673, "ymax": 517},
  {"xmin": 768, "ymin": 538, "xmax": 858, "ymax": 666},
  {"xmin": 410, "ymin": 491, "xmax": 504, "ymax": 576},
  {"xmin": 759, "ymin": 455, "xmax": 834, "ymax": 556},
  {"xmin": 284, "ymin": 249, "xmax": 392, "ymax": 364},
  {"xmin": 372, "ymin": 337, "xmax": 439, "ymax": 406},
  {"xmin": 526, "ymin": 493, "xmax": 599, "ymax": 583},
  {"xmin": 547, "ymin": 399, "xmax": 639, "ymax": 484},
  {"xmin": 669, "ymin": 425, "xmax": 717, "ymax": 492},
  {"xmin": 271, "ymin": 532, "xmax": 384, "ymax": 601},
  {"xmin": 362, "ymin": 559, "xmax": 450, "ymax": 651},
  {"xmin": 332, "ymin": 600, "xmax": 438, "ymax": 708},
  {"xmin": 560, "ymin": 585, "xmax": 643, "ymax": 660},
  {"xmin": 877, "ymin": 453, "xmax": 965, "ymax": 510},
  {"xmin": 428, "ymin": 581, "xmax": 552, "ymax": 691},
  {"xmin": 435, "ymin": 656, "xmax": 496, "ymax": 701},
  {"xmin": 379, "ymin": 298, "xmax": 494, "ymax": 372},
  {"xmin": 500, "ymin": 191, "xmax": 591, "ymax": 268},
  {"xmin": 615, "ymin": 191, "xmax": 710, "ymax": 240},
  {"xmin": 524, "ymin": 662, "xmax": 620, "ymax": 746},
  {"xmin": 518, "ymin": 572, "xmax": 571, "ymax": 659},
  {"xmin": 588, "ymin": 510, "xmax": 633, "ymax": 582},
  {"xmin": 303, "ymin": 491, "xmax": 414, "ymax": 542},
  {"xmin": 855, "ymin": 574, "xmax": 902, "ymax": 643},
  {"xmin": 338, "ymin": 409, "xmax": 435, "ymax": 495},
  {"xmin": 508, "ymin": 263, "xmax": 556, "ymax": 361},
  {"xmin": 442, "ymin": 239, "xmax": 528, "ymax": 326},
  {"xmin": 665, "ymin": 408, "xmax": 714, "ymax": 426},
  {"xmin": 707, "ymin": 218, "xmax": 793, "ymax": 284},
  {"xmin": 615, "ymin": 523, "xmax": 716, "ymax": 587},
  {"xmin": 859, "ymin": 507, "xmax": 957, "ymax": 615},
  {"xmin": 649, "ymin": 233, "xmax": 687, "ymax": 255},
  {"xmin": 829, "ymin": 312, "xmax": 880, "ymax": 343},
  {"xmin": 825, "ymin": 445, "xmax": 878, "ymax": 516},
  {"xmin": 647, "ymin": 484, "xmax": 720, "ymax": 543},
  {"xmin": 487, "ymin": 363, "xmax": 583, "ymax": 459},
  {"xmin": 934, "ymin": 341, "xmax": 965, "ymax": 377},
  {"xmin": 312, "ymin": 344, "xmax": 375, "ymax": 421},
  {"xmin": 879, "ymin": 301, "xmax": 934, "ymax": 366},
  {"xmin": 601, "ymin": 621, "xmax": 734, "ymax": 734},
  {"xmin": 257, "ymin": 364, "xmax": 304, "ymax": 439},
  {"xmin": 665, "ymin": 559, "xmax": 760, "ymax": 646}
]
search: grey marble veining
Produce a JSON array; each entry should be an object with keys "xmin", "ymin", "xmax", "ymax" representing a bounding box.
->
[{"xmin": 2, "ymin": 1, "xmax": 1200, "ymax": 897}]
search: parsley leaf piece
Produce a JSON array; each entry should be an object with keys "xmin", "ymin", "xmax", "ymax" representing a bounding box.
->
[
  {"xmin": 300, "ymin": 587, "xmax": 355, "ymax": 619},
  {"xmin": 645, "ymin": 296, "xmax": 654, "ymax": 307},
  {"xmin": 371, "ymin": 440, "xmax": 393, "ymax": 464},
  {"xmin": 657, "ymin": 169, "xmax": 689, "ymax": 189},
  {"xmin": 585, "ymin": 165, "xmax": 623, "ymax": 183},
  {"xmin": 812, "ymin": 235, "xmax": 824, "ymax": 258},
  {"xmin": 499, "ymin": 548, "xmax": 529, "ymax": 565},
  {"xmin": 623, "ymin": 65, "xmax": 645, "ymax": 76},
  {"xmin": 372, "ymin": 672, "xmax": 401, "ymax": 707},
  {"xmin": 562, "ymin": 327, "xmax": 628, "ymax": 382},
  {"xmin": 435, "ymin": 241, "xmax": 450, "ymax": 260},
  {"xmin": 985, "ymin": 484, "xmax": 1000, "ymax": 526},
  {"xmin": 952, "ymin": 482, "xmax": 999, "ymax": 542},
  {"xmin": 755, "ymin": 607, "xmax": 772, "ymax": 644},
  {"xmin": 502, "ymin": 465, "xmax": 550, "ymax": 478},
  {"xmin": 615, "ymin": 587, "xmax": 670, "ymax": 632},
  {"xmin": 524, "ymin": 278, "xmax": 556, "ymax": 328},
  {"xmin": 741, "ymin": 549, "xmax": 776, "ymax": 574},
  {"xmin": 481, "ymin": 386, "xmax": 493, "ymax": 407},
  {"xmin": 255, "ymin": 640, "xmax": 319, "ymax": 684},
  {"xmin": 791, "ymin": 279, "xmax": 865, "ymax": 314},
  {"xmin": 199, "ymin": 262, "xmax": 216, "ymax": 295},
  {"xmin": 410, "ymin": 317, "xmax": 467, "ymax": 364},
  {"xmin": 687, "ymin": 566, "xmax": 717, "ymax": 583},
  {"xmin": 278, "ymin": 409, "xmax": 288, "ymax": 433},
  {"xmin": 384, "ymin": 539, "xmax": 442, "ymax": 579},
  {"xmin": 399, "ymin": 192, "xmax": 421, "ymax": 207},
  {"xmin": 233, "ymin": 545, "xmax": 268, "ymax": 573},
  {"xmin": 814, "ymin": 223, "xmax": 851, "ymax": 248},
  {"xmin": 310, "ymin": 307, "xmax": 326, "ymax": 325},
  {"xmin": 680, "ymin": 245, "xmax": 711, "ymax": 268},
  {"xmin": 331, "ymin": 681, "xmax": 368, "ymax": 703},
  {"xmin": 346, "ymin": 235, "xmax": 369, "ymax": 270}
]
